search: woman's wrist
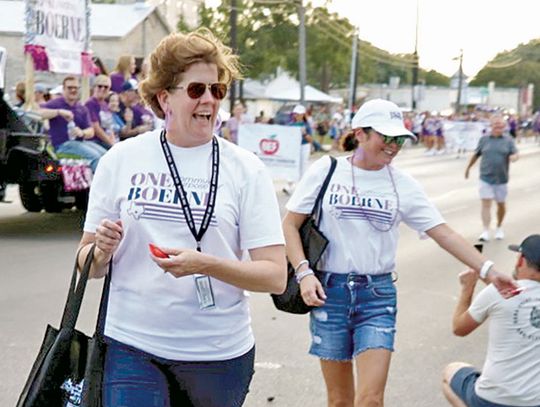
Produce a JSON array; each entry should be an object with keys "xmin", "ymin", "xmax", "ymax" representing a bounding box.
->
[
  {"xmin": 479, "ymin": 260, "xmax": 494, "ymax": 279},
  {"xmin": 294, "ymin": 259, "xmax": 309, "ymax": 274},
  {"xmin": 295, "ymin": 268, "xmax": 314, "ymax": 284}
]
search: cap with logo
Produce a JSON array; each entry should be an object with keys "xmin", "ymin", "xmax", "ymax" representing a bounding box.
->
[
  {"xmin": 508, "ymin": 234, "xmax": 540, "ymax": 269},
  {"xmin": 292, "ymin": 104, "xmax": 306, "ymax": 115},
  {"xmin": 351, "ymin": 99, "xmax": 416, "ymax": 141},
  {"xmin": 121, "ymin": 78, "xmax": 138, "ymax": 92}
]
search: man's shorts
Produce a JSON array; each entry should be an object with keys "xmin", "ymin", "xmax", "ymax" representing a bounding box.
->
[
  {"xmin": 479, "ymin": 180, "xmax": 508, "ymax": 203},
  {"xmin": 450, "ymin": 367, "xmax": 515, "ymax": 407}
]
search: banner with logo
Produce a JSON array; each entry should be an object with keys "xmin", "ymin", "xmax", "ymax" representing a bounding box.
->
[
  {"xmin": 443, "ymin": 120, "xmax": 488, "ymax": 151},
  {"xmin": 237, "ymin": 124, "xmax": 302, "ymax": 181},
  {"xmin": 24, "ymin": 0, "xmax": 89, "ymax": 74}
]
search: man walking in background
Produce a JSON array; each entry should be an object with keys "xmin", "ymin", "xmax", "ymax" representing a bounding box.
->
[{"xmin": 465, "ymin": 115, "xmax": 518, "ymax": 241}]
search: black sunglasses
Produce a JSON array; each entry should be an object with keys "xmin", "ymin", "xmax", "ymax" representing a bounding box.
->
[
  {"xmin": 171, "ymin": 82, "xmax": 228, "ymax": 100},
  {"xmin": 371, "ymin": 130, "xmax": 408, "ymax": 147},
  {"xmin": 96, "ymin": 84, "xmax": 110, "ymax": 89}
]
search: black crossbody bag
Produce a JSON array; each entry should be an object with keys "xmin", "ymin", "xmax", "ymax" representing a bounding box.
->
[{"xmin": 272, "ymin": 156, "xmax": 337, "ymax": 314}]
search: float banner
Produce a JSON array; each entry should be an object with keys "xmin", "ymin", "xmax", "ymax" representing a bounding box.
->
[
  {"xmin": 237, "ymin": 123, "xmax": 302, "ymax": 181},
  {"xmin": 25, "ymin": 0, "xmax": 88, "ymax": 74},
  {"xmin": 443, "ymin": 120, "xmax": 488, "ymax": 151}
]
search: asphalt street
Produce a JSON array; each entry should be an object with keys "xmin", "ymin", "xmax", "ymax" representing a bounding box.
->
[{"xmin": 1, "ymin": 140, "xmax": 539, "ymax": 406}]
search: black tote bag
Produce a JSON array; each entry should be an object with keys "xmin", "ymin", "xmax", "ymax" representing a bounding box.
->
[
  {"xmin": 16, "ymin": 244, "xmax": 112, "ymax": 407},
  {"xmin": 272, "ymin": 156, "xmax": 337, "ymax": 314}
]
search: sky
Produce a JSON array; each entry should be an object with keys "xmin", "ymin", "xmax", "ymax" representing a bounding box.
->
[{"xmin": 322, "ymin": 0, "xmax": 540, "ymax": 78}]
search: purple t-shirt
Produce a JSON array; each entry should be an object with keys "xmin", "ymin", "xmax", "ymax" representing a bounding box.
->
[
  {"xmin": 109, "ymin": 72, "xmax": 126, "ymax": 93},
  {"xmin": 85, "ymin": 97, "xmax": 111, "ymax": 143},
  {"xmin": 119, "ymin": 102, "xmax": 147, "ymax": 127},
  {"xmin": 43, "ymin": 97, "xmax": 92, "ymax": 149}
]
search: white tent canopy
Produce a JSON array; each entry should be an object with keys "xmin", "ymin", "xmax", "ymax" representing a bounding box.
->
[{"xmin": 244, "ymin": 72, "xmax": 343, "ymax": 103}]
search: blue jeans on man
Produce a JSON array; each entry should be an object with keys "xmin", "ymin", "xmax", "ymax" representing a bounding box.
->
[{"xmin": 56, "ymin": 140, "xmax": 107, "ymax": 172}]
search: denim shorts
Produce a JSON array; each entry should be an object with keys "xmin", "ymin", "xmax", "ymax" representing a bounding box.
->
[
  {"xmin": 309, "ymin": 272, "xmax": 397, "ymax": 361},
  {"xmin": 449, "ymin": 367, "xmax": 531, "ymax": 407},
  {"xmin": 103, "ymin": 337, "xmax": 255, "ymax": 407}
]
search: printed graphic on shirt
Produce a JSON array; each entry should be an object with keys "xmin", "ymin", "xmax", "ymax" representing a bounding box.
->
[
  {"xmin": 513, "ymin": 297, "xmax": 540, "ymax": 341},
  {"xmin": 126, "ymin": 171, "xmax": 218, "ymax": 226},
  {"xmin": 327, "ymin": 182, "xmax": 397, "ymax": 227}
]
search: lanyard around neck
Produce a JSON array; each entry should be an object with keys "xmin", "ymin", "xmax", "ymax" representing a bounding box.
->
[{"xmin": 160, "ymin": 130, "xmax": 219, "ymax": 252}]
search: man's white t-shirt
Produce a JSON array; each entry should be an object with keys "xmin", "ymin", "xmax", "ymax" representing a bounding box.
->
[
  {"xmin": 286, "ymin": 155, "xmax": 444, "ymax": 274},
  {"xmin": 84, "ymin": 130, "xmax": 284, "ymax": 361},
  {"xmin": 468, "ymin": 280, "xmax": 540, "ymax": 406}
]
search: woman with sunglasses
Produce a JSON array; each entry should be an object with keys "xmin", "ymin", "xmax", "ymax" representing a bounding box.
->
[
  {"xmin": 76, "ymin": 28, "xmax": 286, "ymax": 407},
  {"xmin": 282, "ymin": 99, "xmax": 517, "ymax": 407}
]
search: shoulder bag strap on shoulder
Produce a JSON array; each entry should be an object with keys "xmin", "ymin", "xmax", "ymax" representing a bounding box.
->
[{"xmin": 312, "ymin": 156, "xmax": 337, "ymax": 224}]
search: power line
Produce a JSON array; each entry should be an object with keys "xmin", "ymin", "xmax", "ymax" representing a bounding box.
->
[
  {"xmin": 315, "ymin": 11, "xmax": 417, "ymax": 66},
  {"xmin": 485, "ymin": 58, "xmax": 522, "ymax": 69}
]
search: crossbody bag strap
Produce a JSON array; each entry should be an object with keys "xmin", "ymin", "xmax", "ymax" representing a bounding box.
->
[
  {"xmin": 59, "ymin": 243, "xmax": 97, "ymax": 330},
  {"xmin": 311, "ymin": 156, "xmax": 337, "ymax": 225}
]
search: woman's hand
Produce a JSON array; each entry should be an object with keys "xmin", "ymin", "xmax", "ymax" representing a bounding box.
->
[
  {"xmin": 95, "ymin": 219, "xmax": 123, "ymax": 262},
  {"xmin": 150, "ymin": 247, "xmax": 210, "ymax": 278},
  {"xmin": 486, "ymin": 269, "xmax": 519, "ymax": 299},
  {"xmin": 300, "ymin": 275, "xmax": 326, "ymax": 307}
]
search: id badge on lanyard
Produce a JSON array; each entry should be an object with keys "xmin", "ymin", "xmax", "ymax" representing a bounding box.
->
[
  {"xmin": 194, "ymin": 274, "xmax": 216, "ymax": 309},
  {"xmin": 160, "ymin": 131, "xmax": 220, "ymax": 311}
]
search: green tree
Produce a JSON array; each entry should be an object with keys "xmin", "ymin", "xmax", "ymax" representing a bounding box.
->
[
  {"xmin": 192, "ymin": 2, "xmax": 448, "ymax": 92},
  {"xmin": 471, "ymin": 39, "xmax": 540, "ymax": 110}
]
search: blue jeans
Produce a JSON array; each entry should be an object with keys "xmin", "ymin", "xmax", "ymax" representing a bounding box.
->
[
  {"xmin": 309, "ymin": 272, "xmax": 397, "ymax": 361},
  {"xmin": 56, "ymin": 140, "xmax": 107, "ymax": 172},
  {"xmin": 450, "ymin": 367, "xmax": 540, "ymax": 407},
  {"xmin": 103, "ymin": 337, "xmax": 255, "ymax": 407}
]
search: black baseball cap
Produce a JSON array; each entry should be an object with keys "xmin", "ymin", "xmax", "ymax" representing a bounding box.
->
[{"xmin": 508, "ymin": 234, "xmax": 540, "ymax": 269}]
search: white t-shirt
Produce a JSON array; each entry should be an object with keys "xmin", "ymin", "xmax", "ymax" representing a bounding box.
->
[
  {"xmin": 286, "ymin": 155, "xmax": 444, "ymax": 274},
  {"xmin": 84, "ymin": 130, "xmax": 284, "ymax": 361},
  {"xmin": 468, "ymin": 280, "xmax": 540, "ymax": 406}
]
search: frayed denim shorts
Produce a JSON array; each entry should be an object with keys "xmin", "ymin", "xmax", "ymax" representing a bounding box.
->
[{"xmin": 309, "ymin": 272, "xmax": 397, "ymax": 361}]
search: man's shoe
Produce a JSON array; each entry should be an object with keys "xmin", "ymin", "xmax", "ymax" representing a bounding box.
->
[
  {"xmin": 478, "ymin": 231, "xmax": 490, "ymax": 242},
  {"xmin": 495, "ymin": 228, "xmax": 504, "ymax": 240}
]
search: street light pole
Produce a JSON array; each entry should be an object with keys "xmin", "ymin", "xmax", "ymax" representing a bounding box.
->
[
  {"xmin": 455, "ymin": 49, "xmax": 463, "ymax": 115},
  {"xmin": 411, "ymin": 0, "xmax": 419, "ymax": 110},
  {"xmin": 297, "ymin": 0, "xmax": 306, "ymax": 105},
  {"xmin": 348, "ymin": 28, "xmax": 359, "ymax": 113},
  {"xmin": 229, "ymin": 0, "xmax": 238, "ymax": 112}
]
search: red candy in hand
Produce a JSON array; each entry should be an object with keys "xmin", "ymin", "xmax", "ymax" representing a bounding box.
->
[{"xmin": 149, "ymin": 243, "xmax": 169, "ymax": 259}]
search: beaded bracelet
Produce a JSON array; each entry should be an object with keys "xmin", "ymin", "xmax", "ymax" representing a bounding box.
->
[
  {"xmin": 294, "ymin": 259, "xmax": 310, "ymax": 273},
  {"xmin": 295, "ymin": 268, "xmax": 315, "ymax": 284}
]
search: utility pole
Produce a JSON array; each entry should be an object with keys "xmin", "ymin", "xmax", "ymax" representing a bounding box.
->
[
  {"xmin": 411, "ymin": 0, "xmax": 419, "ymax": 111},
  {"xmin": 455, "ymin": 49, "xmax": 463, "ymax": 115},
  {"xmin": 229, "ymin": 0, "xmax": 238, "ymax": 112},
  {"xmin": 297, "ymin": 0, "xmax": 306, "ymax": 105},
  {"xmin": 348, "ymin": 29, "xmax": 359, "ymax": 113}
]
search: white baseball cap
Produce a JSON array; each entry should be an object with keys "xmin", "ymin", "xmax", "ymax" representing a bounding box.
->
[
  {"xmin": 351, "ymin": 99, "xmax": 416, "ymax": 140},
  {"xmin": 292, "ymin": 104, "xmax": 306, "ymax": 115}
]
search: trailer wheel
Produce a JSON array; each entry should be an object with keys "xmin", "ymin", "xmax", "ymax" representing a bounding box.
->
[
  {"xmin": 41, "ymin": 182, "xmax": 63, "ymax": 213},
  {"xmin": 74, "ymin": 189, "xmax": 89, "ymax": 211},
  {"xmin": 19, "ymin": 182, "xmax": 43, "ymax": 212}
]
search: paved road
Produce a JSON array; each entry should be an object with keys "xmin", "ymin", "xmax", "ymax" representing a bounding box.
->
[{"xmin": 1, "ymin": 141, "xmax": 539, "ymax": 406}]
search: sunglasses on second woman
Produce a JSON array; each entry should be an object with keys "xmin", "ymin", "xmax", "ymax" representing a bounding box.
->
[
  {"xmin": 373, "ymin": 131, "xmax": 408, "ymax": 147},
  {"xmin": 170, "ymin": 82, "xmax": 228, "ymax": 100}
]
